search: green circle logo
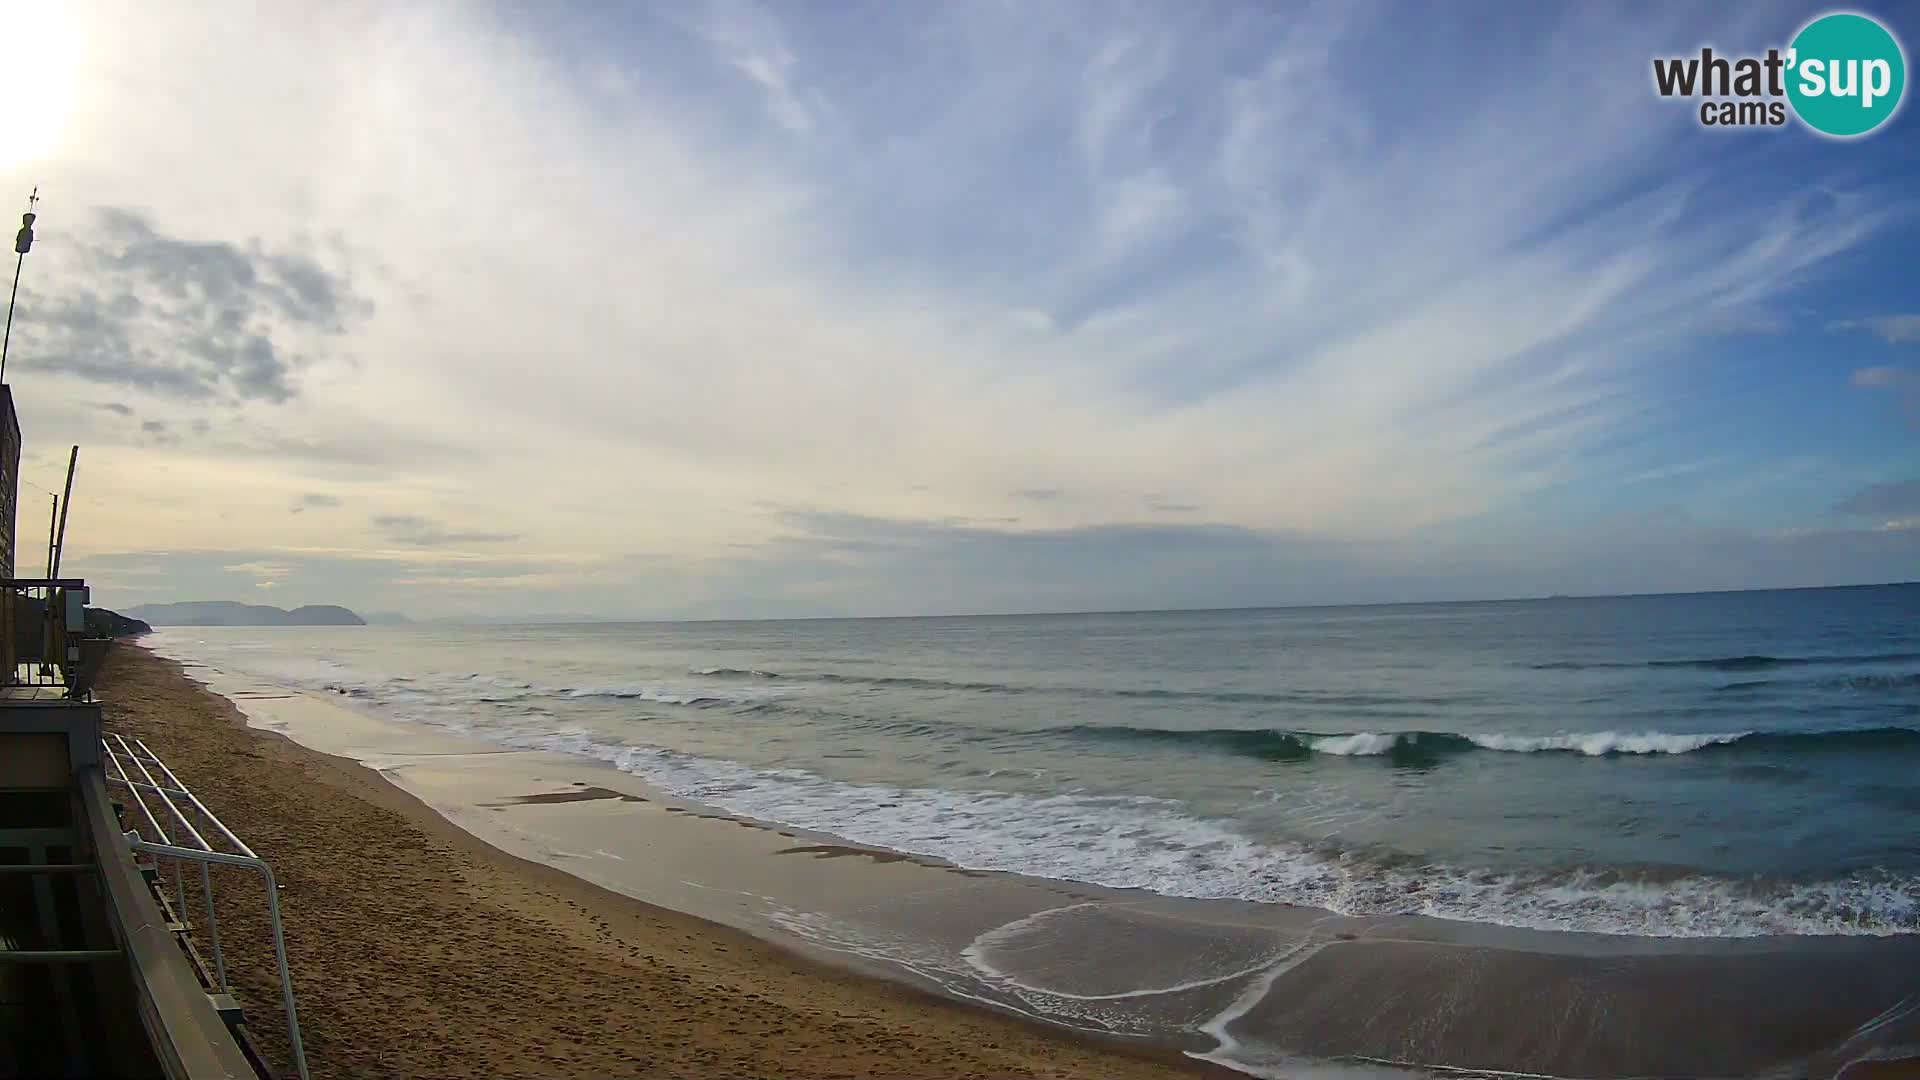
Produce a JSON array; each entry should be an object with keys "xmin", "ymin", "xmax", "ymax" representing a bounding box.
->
[{"xmin": 1787, "ymin": 12, "xmax": 1906, "ymax": 137}]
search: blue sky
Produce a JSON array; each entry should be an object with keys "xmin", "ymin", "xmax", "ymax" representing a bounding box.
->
[{"xmin": 0, "ymin": 0, "xmax": 1915, "ymax": 618}]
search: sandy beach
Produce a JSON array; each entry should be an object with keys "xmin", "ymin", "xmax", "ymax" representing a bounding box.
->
[
  {"xmin": 96, "ymin": 642, "xmax": 1225, "ymax": 1080},
  {"xmin": 99, "ymin": 634, "xmax": 1920, "ymax": 1080}
]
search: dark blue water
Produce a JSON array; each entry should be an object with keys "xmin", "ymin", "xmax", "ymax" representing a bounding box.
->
[{"xmin": 156, "ymin": 583, "xmax": 1920, "ymax": 937}]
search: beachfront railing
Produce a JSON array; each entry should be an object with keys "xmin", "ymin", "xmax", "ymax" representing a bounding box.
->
[
  {"xmin": 101, "ymin": 733, "xmax": 309, "ymax": 1080},
  {"xmin": 0, "ymin": 577, "xmax": 107, "ymax": 698}
]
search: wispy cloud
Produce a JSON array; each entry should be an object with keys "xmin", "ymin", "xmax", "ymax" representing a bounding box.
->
[
  {"xmin": 694, "ymin": 0, "xmax": 824, "ymax": 135},
  {"xmin": 11, "ymin": 0, "xmax": 1915, "ymax": 616},
  {"xmin": 1621, "ymin": 456, "xmax": 1735, "ymax": 485},
  {"xmin": 371, "ymin": 515, "xmax": 521, "ymax": 548},
  {"xmin": 1854, "ymin": 367, "xmax": 1918, "ymax": 388},
  {"xmin": 1853, "ymin": 366, "xmax": 1920, "ymax": 426},
  {"xmin": 223, "ymin": 560, "xmax": 292, "ymax": 578},
  {"xmin": 1836, "ymin": 478, "xmax": 1920, "ymax": 519},
  {"xmin": 1835, "ymin": 315, "xmax": 1920, "ymax": 344},
  {"xmin": 1144, "ymin": 494, "xmax": 1199, "ymax": 513}
]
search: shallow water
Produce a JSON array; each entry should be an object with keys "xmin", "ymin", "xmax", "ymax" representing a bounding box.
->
[{"xmin": 151, "ymin": 583, "xmax": 1920, "ymax": 939}]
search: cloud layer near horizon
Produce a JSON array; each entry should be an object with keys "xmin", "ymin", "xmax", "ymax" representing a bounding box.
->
[{"xmin": 1, "ymin": 0, "xmax": 1914, "ymax": 617}]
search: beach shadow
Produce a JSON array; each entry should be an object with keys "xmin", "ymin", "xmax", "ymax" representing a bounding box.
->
[
  {"xmin": 776, "ymin": 844, "xmax": 914, "ymax": 865},
  {"xmin": 490, "ymin": 787, "xmax": 648, "ymax": 806}
]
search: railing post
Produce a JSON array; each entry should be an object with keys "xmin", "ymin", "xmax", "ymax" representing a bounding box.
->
[
  {"xmin": 256, "ymin": 859, "xmax": 307, "ymax": 1080},
  {"xmin": 107, "ymin": 734, "xmax": 310, "ymax": 1080},
  {"xmin": 198, "ymin": 861, "xmax": 228, "ymax": 993},
  {"xmin": 125, "ymin": 840, "xmax": 309, "ymax": 1080}
]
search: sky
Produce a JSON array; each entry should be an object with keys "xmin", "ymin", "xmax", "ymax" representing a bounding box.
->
[{"xmin": 0, "ymin": 0, "xmax": 1916, "ymax": 620}]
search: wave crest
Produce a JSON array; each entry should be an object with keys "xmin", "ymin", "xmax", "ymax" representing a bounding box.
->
[
  {"xmin": 1065, "ymin": 724, "xmax": 1920, "ymax": 761},
  {"xmin": 586, "ymin": 742, "xmax": 1920, "ymax": 938},
  {"xmin": 1467, "ymin": 730, "xmax": 1748, "ymax": 755}
]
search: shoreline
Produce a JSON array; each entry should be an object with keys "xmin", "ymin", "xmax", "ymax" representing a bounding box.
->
[
  {"xmin": 98, "ymin": 642, "xmax": 1230, "ymax": 1079},
  {"xmin": 109, "ymin": 638, "xmax": 1920, "ymax": 1079}
]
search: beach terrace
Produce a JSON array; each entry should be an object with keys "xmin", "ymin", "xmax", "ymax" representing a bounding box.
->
[{"xmin": 0, "ymin": 379, "xmax": 296, "ymax": 1078}]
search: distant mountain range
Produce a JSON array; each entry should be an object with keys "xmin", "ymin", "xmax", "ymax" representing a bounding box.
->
[{"xmin": 124, "ymin": 601, "xmax": 367, "ymax": 626}]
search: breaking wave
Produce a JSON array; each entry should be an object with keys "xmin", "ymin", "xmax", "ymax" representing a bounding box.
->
[
  {"xmin": 1062, "ymin": 723, "xmax": 1920, "ymax": 762},
  {"xmin": 573, "ymin": 740, "xmax": 1920, "ymax": 938}
]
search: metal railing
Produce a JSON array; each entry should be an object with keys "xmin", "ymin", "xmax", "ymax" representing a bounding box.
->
[
  {"xmin": 100, "ymin": 733, "xmax": 309, "ymax": 1080},
  {"xmin": 0, "ymin": 577, "xmax": 106, "ymax": 698}
]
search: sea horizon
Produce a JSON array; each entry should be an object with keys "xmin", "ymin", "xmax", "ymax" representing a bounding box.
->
[{"xmin": 137, "ymin": 577, "xmax": 1920, "ymax": 629}]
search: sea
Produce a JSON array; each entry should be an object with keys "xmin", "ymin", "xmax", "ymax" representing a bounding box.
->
[{"xmin": 149, "ymin": 583, "xmax": 1920, "ymax": 941}]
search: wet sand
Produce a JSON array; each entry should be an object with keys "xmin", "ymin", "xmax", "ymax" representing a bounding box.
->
[{"xmin": 97, "ymin": 643, "xmax": 1224, "ymax": 1080}]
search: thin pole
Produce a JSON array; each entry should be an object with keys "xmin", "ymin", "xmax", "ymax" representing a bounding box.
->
[
  {"xmin": 198, "ymin": 861, "xmax": 228, "ymax": 992},
  {"xmin": 38, "ymin": 493, "xmax": 58, "ymax": 677},
  {"xmin": 1, "ymin": 250, "xmax": 23, "ymax": 382},
  {"xmin": 2, "ymin": 188, "xmax": 38, "ymax": 385},
  {"xmin": 127, "ymin": 838, "xmax": 309, "ymax": 1080},
  {"xmin": 51, "ymin": 446, "xmax": 75, "ymax": 579}
]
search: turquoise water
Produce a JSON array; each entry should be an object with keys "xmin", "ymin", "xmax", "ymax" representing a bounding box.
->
[{"xmin": 153, "ymin": 583, "xmax": 1920, "ymax": 938}]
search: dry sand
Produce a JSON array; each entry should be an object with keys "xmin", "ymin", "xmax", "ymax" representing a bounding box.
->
[{"xmin": 98, "ymin": 643, "xmax": 1224, "ymax": 1080}]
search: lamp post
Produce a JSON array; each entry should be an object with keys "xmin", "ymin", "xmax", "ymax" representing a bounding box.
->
[{"xmin": 2, "ymin": 188, "xmax": 40, "ymax": 385}]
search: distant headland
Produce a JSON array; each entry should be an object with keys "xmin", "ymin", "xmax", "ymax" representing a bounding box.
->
[{"xmin": 124, "ymin": 601, "xmax": 367, "ymax": 626}]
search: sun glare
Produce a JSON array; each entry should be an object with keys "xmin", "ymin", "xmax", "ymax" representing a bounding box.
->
[{"xmin": 0, "ymin": 0, "xmax": 84, "ymax": 171}]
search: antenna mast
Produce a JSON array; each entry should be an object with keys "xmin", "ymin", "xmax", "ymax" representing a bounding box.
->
[
  {"xmin": 50, "ymin": 445, "xmax": 75, "ymax": 579},
  {"xmin": 1, "ymin": 188, "xmax": 38, "ymax": 385}
]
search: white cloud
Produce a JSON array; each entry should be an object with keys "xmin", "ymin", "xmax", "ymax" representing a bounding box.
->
[
  {"xmin": 1837, "ymin": 315, "xmax": 1920, "ymax": 344},
  {"xmin": 223, "ymin": 561, "xmax": 292, "ymax": 579},
  {"xmin": 1853, "ymin": 366, "xmax": 1918, "ymax": 390},
  {"xmin": 1851, "ymin": 366, "xmax": 1920, "ymax": 427},
  {"xmin": 0, "ymin": 0, "xmax": 1906, "ymax": 616}
]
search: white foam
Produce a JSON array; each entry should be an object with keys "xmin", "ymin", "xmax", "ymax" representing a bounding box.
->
[
  {"xmin": 571, "ymin": 741, "xmax": 1920, "ymax": 938},
  {"xmin": 1467, "ymin": 731, "xmax": 1749, "ymax": 755},
  {"xmin": 1309, "ymin": 730, "xmax": 1754, "ymax": 757},
  {"xmin": 962, "ymin": 903, "xmax": 1287, "ymax": 1001},
  {"xmin": 1309, "ymin": 733, "xmax": 1400, "ymax": 756},
  {"xmin": 561, "ymin": 684, "xmax": 714, "ymax": 704},
  {"xmin": 148, "ymin": 630, "xmax": 1920, "ymax": 939},
  {"xmin": 1190, "ymin": 932, "xmax": 1347, "ymax": 1078}
]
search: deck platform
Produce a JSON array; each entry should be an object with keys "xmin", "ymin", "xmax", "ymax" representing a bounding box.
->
[{"xmin": 2, "ymin": 664, "xmax": 268, "ymax": 1078}]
